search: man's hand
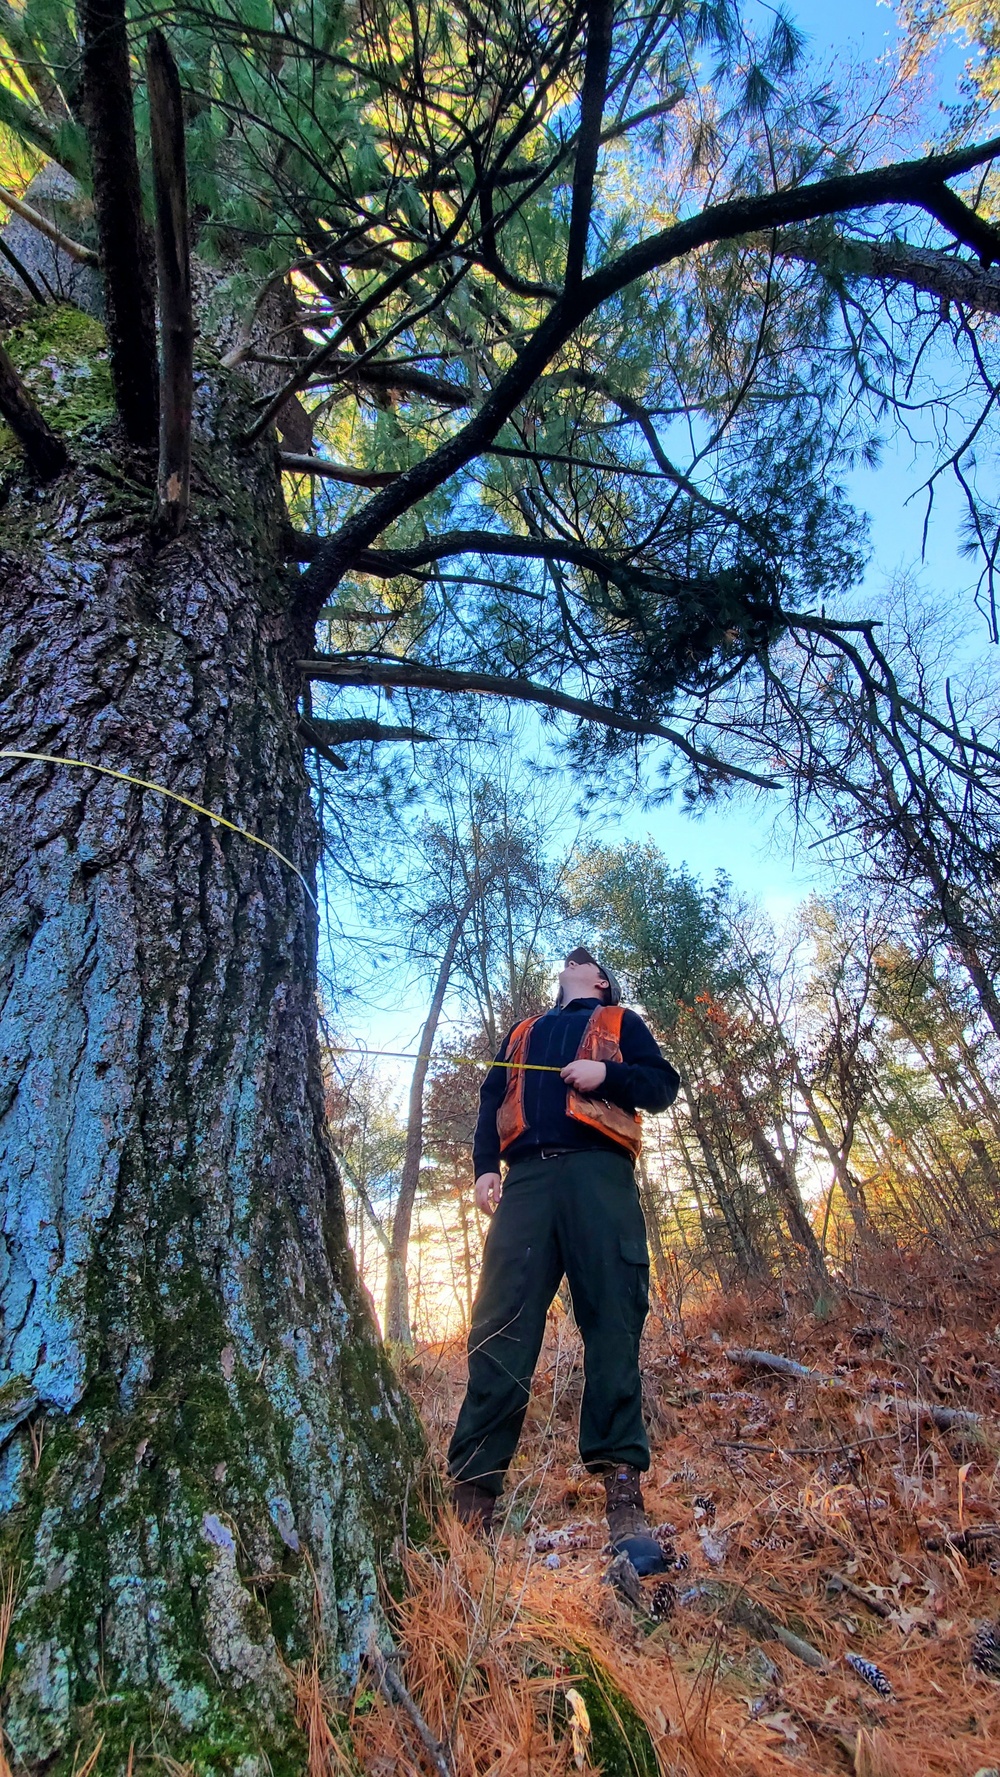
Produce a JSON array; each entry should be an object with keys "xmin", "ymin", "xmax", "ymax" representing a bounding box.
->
[
  {"xmin": 561, "ymin": 1058, "xmax": 607, "ymax": 1092},
  {"xmin": 475, "ymin": 1172, "xmax": 503, "ymax": 1215}
]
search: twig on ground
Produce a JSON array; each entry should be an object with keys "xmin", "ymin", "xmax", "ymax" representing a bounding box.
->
[
  {"xmin": 368, "ymin": 1642, "xmax": 453, "ymax": 1777},
  {"xmin": 715, "ymin": 1432, "xmax": 895, "ymax": 1458},
  {"xmin": 786, "ymin": 1701, "xmax": 858, "ymax": 1763},
  {"xmin": 682, "ymin": 1581, "xmax": 830, "ymax": 1670},
  {"xmin": 842, "ymin": 1283, "xmax": 909, "ymax": 1310},
  {"xmin": 726, "ymin": 1347, "xmax": 983, "ymax": 1432},
  {"xmin": 825, "ymin": 1572, "xmax": 893, "ymax": 1619},
  {"xmin": 726, "ymin": 1348, "xmax": 817, "ymax": 1381},
  {"xmin": 770, "ymin": 1623, "xmax": 830, "ymax": 1670}
]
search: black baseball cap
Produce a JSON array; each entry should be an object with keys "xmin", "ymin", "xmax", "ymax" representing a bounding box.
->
[{"xmin": 564, "ymin": 946, "xmax": 622, "ymax": 1005}]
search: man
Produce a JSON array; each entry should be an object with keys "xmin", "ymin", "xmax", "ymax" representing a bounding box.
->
[{"xmin": 447, "ymin": 947, "xmax": 680, "ymax": 1543}]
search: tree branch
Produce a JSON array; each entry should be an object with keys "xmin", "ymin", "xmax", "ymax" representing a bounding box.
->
[
  {"xmin": 79, "ymin": 0, "xmax": 158, "ymax": 447},
  {"xmin": 565, "ymin": 0, "xmax": 614, "ymax": 287},
  {"xmin": 291, "ymin": 131, "xmax": 1000, "ymax": 620},
  {"xmin": 0, "ymin": 235, "xmax": 47, "ymax": 305},
  {"xmin": 147, "ymin": 31, "xmax": 193, "ymax": 531},
  {"xmin": 0, "ymin": 182, "xmax": 99, "ymax": 267},
  {"xmin": 337, "ymin": 357, "xmax": 470, "ymax": 408},
  {"xmin": 921, "ymin": 183, "xmax": 1000, "ymax": 267},
  {"xmin": 0, "ymin": 81, "xmax": 76, "ymax": 175},
  {"xmin": 0, "ymin": 0, "xmax": 68, "ymax": 121},
  {"xmin": 0, "ymin": 338, "xmax": 68, "ymax": 478},
  {"xmin": 280, "ymin": 453, "xmax": 402, "ymax": 488},
  {"xmin": 775, "ymin": 232, "xmax": 1000, "ymax": 316},
  {"xmin": 301, "ymin": 655, "xmax": 779, "ymax": 788},
  {"xmin": 298, "ymin": 717, "xmax": 347, "ymax": 769},
  {"xmin": 285, "ymin": 524, "xmax": 701, "ymax": 598},
  {"xmin": 306, "ymin": 716, "xmax": 435, "ymax": 745}
]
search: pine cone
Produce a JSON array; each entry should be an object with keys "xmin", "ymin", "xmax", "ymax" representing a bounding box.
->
[
  {"xmin": 845, "ymin": 1652, "xmax": 893, "ymax": 1697},
  {"xmin": 652, "ymin": 1524, "xmax": 688, "ymax": 1571},
  {"xmin": 971, "ymin": 1619, "xmax": 1000, "ymax": 1678},
  {"xmin": 648, "ymin": 1580, "xmax": 676, "ymax": 1621}
]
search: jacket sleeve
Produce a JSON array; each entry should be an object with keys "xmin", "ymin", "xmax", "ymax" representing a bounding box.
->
[
  {"xmin": 471, "ymin": 1027, "xmax": 516, "ymax": 1177},
  {"xmin": 600, "ymin": 1009, "xmax": 679, "ymax": 1114}
]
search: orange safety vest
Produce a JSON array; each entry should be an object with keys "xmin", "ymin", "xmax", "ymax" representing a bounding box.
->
[{"xmin": 495, "ymin": 1003, "xmax": 642, "ymax": 1162}]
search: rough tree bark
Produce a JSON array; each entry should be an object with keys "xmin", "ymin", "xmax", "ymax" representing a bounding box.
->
[{"xmin": 0, "ymin": 375, "xmax": 422, "ymax": 1770}]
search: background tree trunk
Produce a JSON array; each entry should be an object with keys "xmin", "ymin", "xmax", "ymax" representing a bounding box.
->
[
  {"xmin": 385, "ymin": 884, "xmax": 478, "ymax": 1344},
  {"xmin": 0, "ymin": 381, "xmax": 421, "ymax": 1769}
]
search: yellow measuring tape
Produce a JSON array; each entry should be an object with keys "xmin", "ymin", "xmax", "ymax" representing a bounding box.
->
[
  {"xmin": 0, "ymin": 749, "xmax": 317, "ymax": 907},
  {"xmin": 1, "ymin": 752, "xmax": 575, "ymax": 1072},
  {"xmin": 330, "ymin": 1045, "xmax": 565, "ymax": 1072}
]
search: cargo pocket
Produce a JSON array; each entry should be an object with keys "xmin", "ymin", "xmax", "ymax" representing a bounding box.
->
[{"xmin": 620, "ymin": 1237, "xmax": 650, "ymax": 1331}]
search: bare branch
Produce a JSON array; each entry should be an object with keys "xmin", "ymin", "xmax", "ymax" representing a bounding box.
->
[
  {"xmin": 306, "ymin": 716, "xmax": 435, "ymax": 746},
  {"xmin": 280, "ymin": 453, "xmax": 401, "ymax": 488},
  {"xmin": 302, "ymin": 655, "xmax": 779, "ymax": 788},
  {"xmin": 0, "ymin": 235, "xmax": 47, "ymax": 305},
  {"xmin": 0, "ymin": 183, "xmax": 98, "ymax": 267},
  {"xmin": 921, "ymin": 183, "xmax": 1000, "ymax": 267}
]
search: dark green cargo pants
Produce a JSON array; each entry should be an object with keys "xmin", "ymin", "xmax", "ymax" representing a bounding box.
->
[{"xmin": 447, "ymin": 1148, "xmax": 650, "ymax": 1496}]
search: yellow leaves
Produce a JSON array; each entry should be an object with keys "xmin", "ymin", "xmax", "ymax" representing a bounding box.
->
[{"xmin": 564, "ymin": 1687, "xmax": 591, "ymax": 1769}]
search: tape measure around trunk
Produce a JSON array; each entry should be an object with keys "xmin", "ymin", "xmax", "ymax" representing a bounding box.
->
[
  {"xmin": 329, "ymin": 1046, "xmax": 565, "ymax": 1071},
  {"xmin": 0, "ymin": 748, "xmax": 317, "ymax": 907}
]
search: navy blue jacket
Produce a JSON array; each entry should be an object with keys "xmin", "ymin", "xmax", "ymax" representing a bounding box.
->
[{"xmin": 472, "ymin": 997, "xmax": 679, "ymax": 1175}]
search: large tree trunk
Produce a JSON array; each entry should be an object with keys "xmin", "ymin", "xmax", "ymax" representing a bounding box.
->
[{"xmin": 0, "ymin": 380, "xmax": 421, "ymax": 1770}]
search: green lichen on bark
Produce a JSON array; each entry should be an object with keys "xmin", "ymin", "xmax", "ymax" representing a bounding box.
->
[
  {"xmin": 0, "ymin": 379, "xmax": 424, "ymax": 1772},
  {"xmin": 0, "ymin": 304, "xmax": 114, "ymax": 456}
]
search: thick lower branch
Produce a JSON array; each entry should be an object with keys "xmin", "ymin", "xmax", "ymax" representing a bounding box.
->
[
  {"xmin": 302, "ymin": 655, "xmax": 779, "ymax": 787},
  {"xmin": 285, "ymin": 525, "xmax": 706, "ymax": 603},
  {"xmin": 775, "ymin": 232, "xmax": 1000, "ymax": 316},
  {"xmin": 306, "ymin": 716, "xmax": 434, "ymax": 745},
  {"xmin": 290, "ymin": 130, "xmax": 1000, "ymax": 618},
  {"xmin": 922, "ymin": 183, "xmax": 1000, "ymax": 266}
]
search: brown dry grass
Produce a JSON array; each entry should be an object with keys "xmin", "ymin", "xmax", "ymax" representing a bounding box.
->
[{"xmin": 342, "ymin": 1246, "xmax": 1000, "ymax": 1776}]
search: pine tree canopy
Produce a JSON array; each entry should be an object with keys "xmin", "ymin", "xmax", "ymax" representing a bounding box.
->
[{"xmin": 3, "ymin": 0, "xmax": 1000, "ymax": 793}]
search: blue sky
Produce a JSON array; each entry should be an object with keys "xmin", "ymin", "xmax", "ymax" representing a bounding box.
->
[{"xmin": 329, "ymin": 0, "xmax": 998, "ymax": 1067}]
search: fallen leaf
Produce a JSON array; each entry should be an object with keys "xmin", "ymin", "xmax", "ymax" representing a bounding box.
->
[{"xmin": 566, "ymin": 1688, "xmax": 591, "ymax": 1770}]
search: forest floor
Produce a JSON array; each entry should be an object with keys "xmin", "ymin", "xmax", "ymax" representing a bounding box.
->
[{"xmin": 344, "ymin": 1247, "xmax": 1000, "ymax": 1777}]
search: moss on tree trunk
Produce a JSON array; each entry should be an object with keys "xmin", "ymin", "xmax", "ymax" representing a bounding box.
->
[{"xmin": 0, "ymin": 370, "xmax": 422, "ymax": 1772}]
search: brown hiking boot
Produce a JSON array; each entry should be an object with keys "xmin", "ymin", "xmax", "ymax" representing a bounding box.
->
[
  {"xmin": 451, "ymin": 1480, "xmax": 496, "ymax": 1533},
  {"xmin": 603, "ymin": 1464, "xmax": 648, "ymax": 1543}
]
